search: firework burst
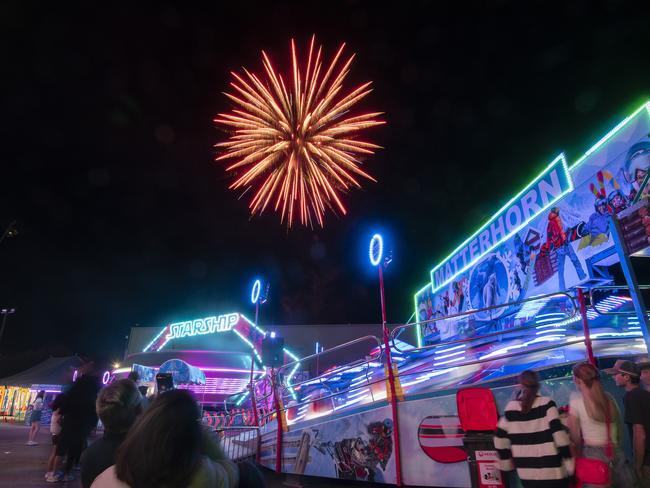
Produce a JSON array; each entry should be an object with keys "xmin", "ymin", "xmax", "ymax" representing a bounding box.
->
[{"xmin": 215, "ymin": 36, "xmax": 384, "ymax": 227}]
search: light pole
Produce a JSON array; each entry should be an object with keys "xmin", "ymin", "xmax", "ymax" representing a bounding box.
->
[
  {"xmin": 0, "ymin": 308, "xmax": 16, "ymax": 352},
  {"xmin": 249, "ymin": 278, "xmax": 263, "ymax": 401},
  {"xmin": 369, "ymin": 233, "xmax": 402, "ymax": 486}
]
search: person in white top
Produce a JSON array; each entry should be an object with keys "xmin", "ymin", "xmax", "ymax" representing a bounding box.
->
[
  {"xmin": 568, "ymin": 362, "xmax": 635, "ymax": 487},
  {"xmin": 27, "ymin": 390, "xmax": 45, "ymax": 446}
]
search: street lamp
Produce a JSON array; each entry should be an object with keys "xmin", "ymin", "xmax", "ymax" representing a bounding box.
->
[
  {"xmin": 248, "ymin": 278, "xmax": 268, "ymax": 461},
  {"xmin": 0, "ymin": 308, "xmax": 16, "ymax": 351},
  {"xmin": 369, "ymin": 233, "xmax": 402, "ymax": 486}
]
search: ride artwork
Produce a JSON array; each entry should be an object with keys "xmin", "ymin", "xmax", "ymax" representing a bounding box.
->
[{"xmin": 416, "ymin": 106, "xmax": 650, "ymax": 346}]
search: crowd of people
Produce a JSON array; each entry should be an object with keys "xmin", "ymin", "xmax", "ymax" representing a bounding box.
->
[
  {"xmin": 34, "ymin": 368, "xmax": 264, "ymax": 487},
  {"xmin": 495, "ymin": 359, "xmax": 650, "ymax": 488},
  {"xmin": 28, "ymin": 356, "xmax": 650, "ymax": 487}
]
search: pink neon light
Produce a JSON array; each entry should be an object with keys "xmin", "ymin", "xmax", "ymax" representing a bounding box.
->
[
  {"xmin": 117, "ymin": 365, "xmax": 263, "ymax": 375},
  {"xmin": 198, "ymin": 367, "xmax": 264, "ymax": 374}
]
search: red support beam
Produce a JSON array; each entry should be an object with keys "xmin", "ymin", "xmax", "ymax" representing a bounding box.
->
[
  {"xmin": 577, "ymin": 288, "xmax": 596, "ymax": 366},
  {"xmin": 378, "ymin": 265, "xmax": 403, "ymax": 487}
]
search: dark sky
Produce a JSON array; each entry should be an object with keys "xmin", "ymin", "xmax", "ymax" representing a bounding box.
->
[{"xmin": 2, "ymin": 1, "xmax": 649, "ymax": 363}]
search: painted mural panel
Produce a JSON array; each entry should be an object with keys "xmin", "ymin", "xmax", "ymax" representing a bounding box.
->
[
  {"xmin": 266, "ymin": 373, "xmax": 593, "ymax": 487},
  {"xmin": 416, "ymin": 106, "xmax": 650, "ymax": 345},
  {"xmin": 260, "ymin": 406, "xmax": 396, "ymax": 483}
]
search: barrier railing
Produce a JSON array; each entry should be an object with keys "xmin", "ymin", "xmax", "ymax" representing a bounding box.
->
[
  {"xmin": 276, "ymin": 335, "xmax": 382, "ymax": 390},
  {"xmin": 265, "ymin": 332, "xmax": 639, "ymax": 432},
  {"xmin": 390, "ymin": 291, "xmax": 578, "ymax": 353},
  {"xmin": 589, "ymin": 285, "xmax": 650, "ymax": 315},
  {"xmin": 213, "ymin": 426, "xmax": 259, "ymax": 462}
]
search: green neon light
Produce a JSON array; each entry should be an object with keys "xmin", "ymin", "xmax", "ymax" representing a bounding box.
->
[
  {"xmin": 569, "ymin": 101, "xmax": 650, "ymax": 171},
  {"xmin": 413, "ymin": 283, "xmax": 430, "ymax": 348},
  {"xmin": 429, "ymin": 153, "xmax": 572, "ymax": 293}
]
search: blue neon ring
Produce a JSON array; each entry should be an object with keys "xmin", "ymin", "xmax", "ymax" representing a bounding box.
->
[
  {"xmin": 369, "ymin": 234, "xmax": 383, "ymax": 266},
  {"xmin": 102, "ymin": 371, "xmax": 111, "ymax": 385},
  {"xmin": 251, "ymin": 279, "xmax": 261, "ymax": 304}
]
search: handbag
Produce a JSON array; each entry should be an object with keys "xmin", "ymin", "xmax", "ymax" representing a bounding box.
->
[{"xmin": 575, "ymin": 403, "xmax": 613, "ymax": 486}]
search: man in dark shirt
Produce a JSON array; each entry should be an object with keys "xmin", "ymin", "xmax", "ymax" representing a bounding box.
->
[
  {"xmin": 80, "ymin": 379, "xmax": 142, "ymax": 488},
  {"xmin": 607, "ymin": 359, "xmax": 650, "ymax": 486}
]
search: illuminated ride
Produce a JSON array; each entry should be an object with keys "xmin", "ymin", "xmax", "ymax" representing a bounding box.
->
[
  {"xmin": 109, "ymin": 311, "xmax": 300, "ymax": 416},
  {"xmin": 221, "ymin": 102, "xmax": 650, "ymax": 486}
]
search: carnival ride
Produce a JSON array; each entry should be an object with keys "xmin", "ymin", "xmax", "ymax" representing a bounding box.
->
[{"xmin": 217, "ymin": 101, "xmax": 650, "ymax": 486}]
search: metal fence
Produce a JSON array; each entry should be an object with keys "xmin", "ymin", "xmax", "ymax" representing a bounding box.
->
[{"xmin": 213, "ymin": 426, "xmax": 259, "ymax": 462}]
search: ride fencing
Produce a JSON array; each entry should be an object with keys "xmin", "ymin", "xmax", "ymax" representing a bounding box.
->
[{"xmin": 212, "ymin": 426, "xmax": 260, "ymax": 462}]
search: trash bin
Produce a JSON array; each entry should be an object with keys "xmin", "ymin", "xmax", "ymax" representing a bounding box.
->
[
  {"xmin": 457, "ymin": 387, "xmax": 507, "ymax": 488},
  {"xmin": 463, "ymin": 432, "xmax": 507, "ymax": 488}
]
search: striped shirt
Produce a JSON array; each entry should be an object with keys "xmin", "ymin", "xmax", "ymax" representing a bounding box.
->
[{"xmin": 494, "ymin": 396, "xmax": 573, "ymax": 488}]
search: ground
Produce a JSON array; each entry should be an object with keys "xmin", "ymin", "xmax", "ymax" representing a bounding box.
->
[
  {"xmin": 0, "ymin": 423, "xmax": 80, "ymax": 488},
  {"xmin": 0, "ymin": 423, "xmax": 377, "ymax": 488}
]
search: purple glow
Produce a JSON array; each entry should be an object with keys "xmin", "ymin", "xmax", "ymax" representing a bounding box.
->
[
  {"xmin": 102, "ymin": 371, "xmax": 111, "ymax": 385},
  {"xmin": 198, "ymin": 366, "xmax": 265, "ymax": 374},
  {"xmin": 116, "ymin": 364, "xmax": 264, "ymax": 375}
]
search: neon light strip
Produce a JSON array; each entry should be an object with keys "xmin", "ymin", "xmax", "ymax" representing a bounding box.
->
[
  {"xmin": 569, "ymin": 101, "xmax": 650, "ymax": 170},
  {"xmin": 199, "ymin": 367, "xmax": 265, "ymax": 374},
  {"xmin": 413, "ymin": 283, "xmax": 429, "ymax": 349},
  {"xmin": 143, "ymin": 326, "xmax": 168, "ymax": 353},
  {"xmin": 429, "ymin": 153, "xmax": 572, "ymax": 293}
]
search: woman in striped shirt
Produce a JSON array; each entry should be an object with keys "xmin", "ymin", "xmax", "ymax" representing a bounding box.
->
[{"xmin": 494, "ymin": 370, "xmax": 574, "ymax": 488}]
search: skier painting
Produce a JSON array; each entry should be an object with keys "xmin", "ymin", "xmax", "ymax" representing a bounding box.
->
[{"xmin": 541, "ymin": 207, "xmax": 587, "ymax": 291}]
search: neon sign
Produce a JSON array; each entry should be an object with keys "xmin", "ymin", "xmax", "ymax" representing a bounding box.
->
[
  {"xmin": 166, "ymin": 313, "xmax": 240, "ymax": 341},
  {"xmin": 429, "ymin": 153, "xmax": 572, "ymax": 293}
]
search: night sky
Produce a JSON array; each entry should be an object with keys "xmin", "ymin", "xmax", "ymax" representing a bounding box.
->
[{"xmin": 2, "ymin": 2, "xmax": 649, "ymax": 365}]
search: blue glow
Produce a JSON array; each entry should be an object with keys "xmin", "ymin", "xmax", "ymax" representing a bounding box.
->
[
  {"xmin": 251, "ymin": 279, "xmax": 261, "ymax": 304},
  {"xmin": 270, "ymin": 331, "xmax": 276, "ymax": 339},
  {"xmin": 369, "ymin": 233, "xmax": 383, "ymax": 266}
]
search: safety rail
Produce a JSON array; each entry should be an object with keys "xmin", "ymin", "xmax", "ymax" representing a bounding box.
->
[
  {"xmin": 390, "ymin": 291, "xmax": 578, "ymax": 353},
  {"xmin": 266, "ymin": 332, "xmax": 641, "ymax": 427},
  {"xmin": 212, "ymin": 426, "xmax": 259, "ymax": 462},
  {"xmin": 257, "ymin": 292, "xmax": 578, "ymax": 424},
  {"xmin": 588, "ymin": 285, "xmax": 650, "ymax": 315},
  {"xmin": 225, "ymin": 289, "xmax": 644, "ymax": 441},
  {"xmin": 276, "ymin": 334, "xmax": 382, "ymax": 389},
  {"xmin": 202, "ymin": 409, "xmax": 257, "ymax": 429}
]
